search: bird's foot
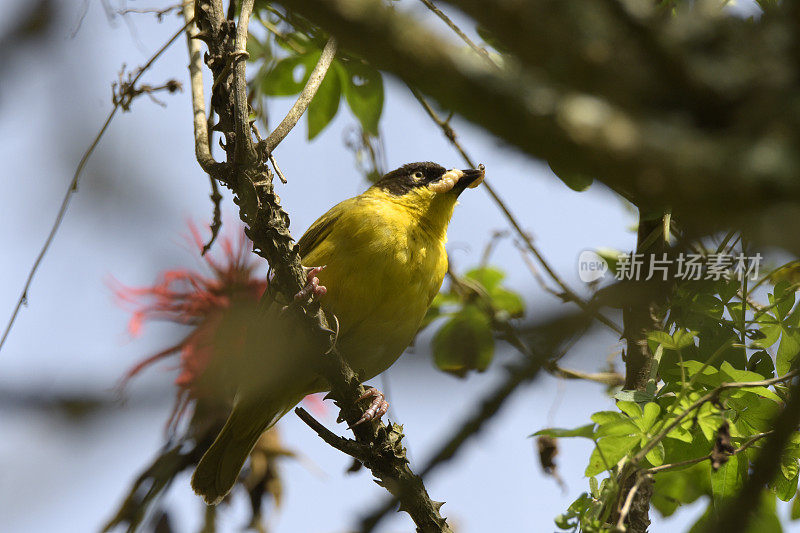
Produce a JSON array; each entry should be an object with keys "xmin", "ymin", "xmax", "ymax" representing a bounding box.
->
[
  {"xmin": 350, "ymin": 386, "xmax": 389, "ymax": 427},
  {"xmin": 294, "ymin": 265, "xmax": 327, "ymax": 302}
]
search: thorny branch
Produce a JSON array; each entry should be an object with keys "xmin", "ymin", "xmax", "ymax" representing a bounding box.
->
[
  {"xmin": 359, "ymin": 313, "xmax": 591, "ymax": 532},
  {"xmin": 0, "ymin": 19, "xmax": 189, "ymax": 354},
  {"xmin": 185, "ymin": 2, "xmax": 451, "ymax": 530}
]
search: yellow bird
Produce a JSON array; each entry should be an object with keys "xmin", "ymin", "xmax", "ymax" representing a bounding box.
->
[{"xmin": 192, "ymin": 162, "xmax": 484, "ymax": 504}]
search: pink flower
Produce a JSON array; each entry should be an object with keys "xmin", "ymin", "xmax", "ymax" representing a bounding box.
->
[{"xmin": 112, "ymin": 221, "xmax": 326, "ymax": 431}]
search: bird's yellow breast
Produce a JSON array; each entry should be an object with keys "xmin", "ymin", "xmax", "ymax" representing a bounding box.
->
[{"xmin": 301, "ymin": 186, "xmax": 455, "ymax": 379}]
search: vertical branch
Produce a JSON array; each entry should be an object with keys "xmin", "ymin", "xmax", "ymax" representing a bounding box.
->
[
  {"xmin": 183, "ymin": 1, "xmax": 223, "ymax": 253},
  {"xmin": 185, "ymin": 3, "xmax": 453, "ymax": 530},
  {"xmin": 611, "ymin": 215, "xmax": 667, "ymax": 532}
]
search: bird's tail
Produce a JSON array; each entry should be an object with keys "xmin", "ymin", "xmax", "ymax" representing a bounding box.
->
[{"xmin": 191, "ymin": 397, "xmax": 284, "ymax": 505}]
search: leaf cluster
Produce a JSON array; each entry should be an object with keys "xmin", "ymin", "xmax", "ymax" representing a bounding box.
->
[
  {"xmin": 537, "ymin": 268, "xmax": 800, "ymax": 531},
  {"xmin": 248, "ymin": 7, "xmax": 384, "ymax": 140},
  {"xmin": 422, "ymin": 266, "xmax": 525, "ymax": 377}
]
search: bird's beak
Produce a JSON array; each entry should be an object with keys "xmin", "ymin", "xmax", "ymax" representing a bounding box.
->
[
  {"xmin": 452, "ymin": 165, "xmax": 485, "ymax": 194},
  {"xmin": 428, "ymin": 165, "xmax": 486, "ymax": 194}
]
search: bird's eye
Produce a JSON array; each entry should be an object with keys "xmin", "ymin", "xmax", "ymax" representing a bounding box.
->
[{"xmin": 413, "ymin": 171, "xmax": 424, "ymax": 180}]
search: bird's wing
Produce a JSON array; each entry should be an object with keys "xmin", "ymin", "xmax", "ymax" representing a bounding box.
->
[{"xmin": 297, "ymin": 202, "xmax": 344, "ymax": 259}]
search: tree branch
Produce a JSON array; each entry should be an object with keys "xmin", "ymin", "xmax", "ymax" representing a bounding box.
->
[
  {"xmin": 187, "ymin": 3, "xmax": 451, "ymax": 530},
  {"xmin": 409, "ymin": 86, "xmax": 623, "ymax": 335},
  {"xmin": 712, "ymin": 375, "xmax": 800, "ymax": 533},
  {"xmin": 633, "ymin": 370, "xmax": 799, "ymax": 467},
  {"xmin": 643, "ymin": 430, "xmax": 774, "ymax": 475},
  {"xmin": 261, "ymin": 38, "xmax": 338, "ymax": 154},
  {"xmin": 359, "ymin": 313, "xmax": 591, "ymax": 532},
  {"xmin": 416, "ymin": 0, "xmax": 499, "ymax": 70},
  {"xmin": 278, "ymin": 0, "xmax": 800, "ymax": 247}
]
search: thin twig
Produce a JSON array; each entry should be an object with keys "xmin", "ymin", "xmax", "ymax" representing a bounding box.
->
[
  {"xmin": 183, "ymin": 2, "xmax": 222, "ymax": 253},
  {"xmin": 202, "ymin": 176, "xmax": 223, "ymax": 255},
  {"xmin": 616, "ymin": 474, "xmax": 645, "ymax": 532},
  {"xmin": 295, "ymin": 407, "xmax": 366, "ymax": 457},
  {"xmin": 632, "ymin": 370, "xmax": 799, "ymax": 466},
  {"xmin": 269, "ymin": 153, "xmax": 288, "ymax": 184},
  {"xmin": 0, "ymin": 20, "xmax": 190, "ymax": 354},
  {"xmin": 360, "ymin": 316, "xmax": 590, "ymax": 532},
  {"xmin": 643, "ymin": 431, "xmax": 774, "ymax": 475},
  {"xmin": 409, "ymin": 87, "xmax": 623, "ymax": 335},
  {"xmin": 233, "ymin": 0, "xmax": 256, "ymax": 162},
  {"xmin": 712, "ymin": 376, "xmax": 800, "ymax": 533},
  {"xmin": 118, "ymin": 3, "xmax": 188, "ymax": 20},
  {"xmin": 261, "ymin": 18, "xmax": 306, "ymax": 54},
  {"xmin": 551, "ymin": 366, "xmax": 625, "ymax": 387},
  {"xmin": 416, "ymin": 0, "xmax": 499, "ymax": 69},
  {"xmin": 261, "ymin": 38, "xmax": 338, "ymax": 154},
  {"xmin": 183, "ymin": 5, "xmax": 216, "ymax": 172}
]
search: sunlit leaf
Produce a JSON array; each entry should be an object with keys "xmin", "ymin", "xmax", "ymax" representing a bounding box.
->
[
  {"xmin": 261, "ymin": 52, "xmax": 318, "ymax": 96},
  {"xmin": 532, "ymin": 424, "xmax": 595, "ymax": 439},
  {"xmin": 307, "ymin": 62, "xmax": 343, "ymax": 139},
  {"xmin": 341, "ymin": 59, "xmax": 384, "ymax": 135},
  {"xmin": 432, "ymin": 305, "xmax": 494, "ymax": 377}
]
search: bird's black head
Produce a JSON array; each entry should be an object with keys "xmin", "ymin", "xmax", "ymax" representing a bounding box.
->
[{"xmin": 374, "ymin": 162, "xmax": 484, "ymax": 196}]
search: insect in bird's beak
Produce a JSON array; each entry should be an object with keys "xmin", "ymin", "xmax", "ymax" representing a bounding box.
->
[{"xmin": 428, "ymin": 164, "xmax": 486, "ymax": 194}]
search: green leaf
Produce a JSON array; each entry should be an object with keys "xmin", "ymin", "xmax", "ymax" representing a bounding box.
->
[
  {"xmin": 719, "ymin": 361, "xmax": 782, "ymax": 402},
  {"xmin": 548, "ymin": 160, "xmax": 593, "ymax": 191},
  {"xmin": 532, "ymin": 424, "xmax": 595, "ymax": 439},
  {"xmin": 727, "ymin": 301, "xmax": 746, "ymax": 325},
  {"xmin": 589, "ymin": 476, "xmax": 600, "ymax": 498},
  {"xmin": 728, "ymin": 393, "xmax": 780, "ymax": 434},
  {"xmin": 465, "ymin": 267, "xmax": 505, "ymax": 292},
  {"xmin": 591, "ymin": 411, "xmax": 627, "ymax": 425},
  {"xmin": 772, "ymin": 280, "xmax": 796, "ymax": 320},
  {"xmin": 641, "ymin": 402, "xmax": 661, "ymax": 432},
  {"xmin": 432, "ymin": 305, "xmax": 494, "ymax": 377},
  {"xmin": 651, "ymin": 461, "xmax": 709, "ymax": 517},
  {"xmin": 747, "ymin": 350, "xmax": 775, "ymax": 379},
  {"xmin": 614, "ymin": 389, "xmax": 657, "ymax": 403},
  {"xmin": 246, "ymin": 34, "xmax": 270, "ymax": 60},
  {"xmin": 340, "ymin": 59, "xmax": 384, "ymax": 135},
  {"xmin": 777, "ymin": 328, "xmax": 800, "ymax": 375},
  {"xmin": 697, "ymin": 404, "xmax": 724, "ymax": 442},
  {"xmin": 773, "ymin": 471, "xmax": 798, "ymax": 502},
  {"xmin": 595, "ymin": 248, "xmax": 622, "ymax": 276},
  {"xmin": 690, "ymin": 490, "xmax": 782, "ymax": 533},
  {"xmin": 711, "ymin": 453, "xmax": 747, "ymax": 504},
  {"xmin": 646, "ymin": 441, "xmax": 666, "ymax": 467},
  {"xmin": 647, "ymin": 329, "xmax": 697, "ymax": 351},
  {"xmin": 586, "ymin": 435, "xmax": 639, "ymax": 476},
  {"xmin": 261, "ymin": 53, "xmax": 317, "ymax": 96},
  {"xmin": 490, "ymin": 287, "xmax": 525, "ymax": 317},
  {"xmin": 754, "ymin": 313, "xmax": 782, "ymax": 349},
  {"xmin": 792, "ymin": 490, "xmax": 800, "ymax": 520},
  {"xmin": 595, "ymin": 418, "xmax": 640, "ymax": 438},
  {"xmin": 307, "ymin": 62, "xmax": 343, "ymax": 139},
  {"xmin": 616, "ymin": 400, "xmax": 641, "ymax": 420}
]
